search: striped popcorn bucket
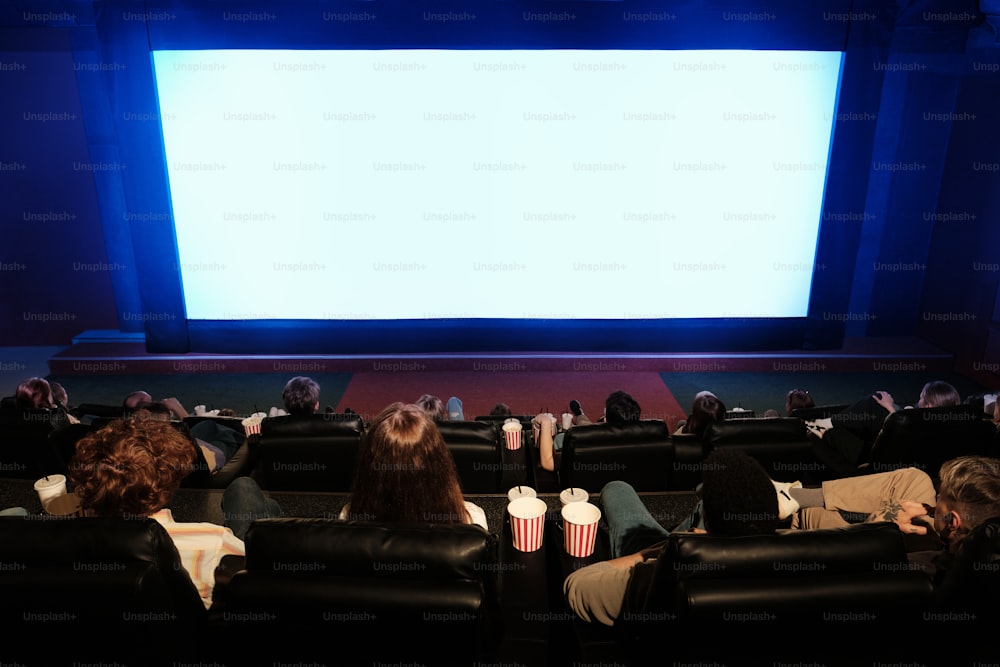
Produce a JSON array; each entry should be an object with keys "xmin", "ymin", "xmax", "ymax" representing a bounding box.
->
[
  {"xmin": 502, "ymin": 420, "xmax": 522, "ymax": 450},
  {"xmin": 562, "ymin": 501, "xmax": 601, "ymax": 558},
  {"xmin": 507, "ymin": 497, "xmax": 547, "ymax": 552}
]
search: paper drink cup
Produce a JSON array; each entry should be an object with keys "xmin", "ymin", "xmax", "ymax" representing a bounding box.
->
[
  {"xmin": 44, "ymin": 492, "xmax": 82, "ymax": 517},
  {"xmin": 34, "ymin": 474, "xmax": 67, "ymax": 509},
  {"xmin": 559, "ymin": 487, "xmax": 589, "ymax": 506},
  {"xmin": 561, "ymin": 413, "xmax": 574, "ymax": 430},
  {"xmin": 502, "ymin": 420, "xmax": 523, "ymax": 450},
  {"xmin": 508, "ymin": 496, "xmax": 547, "ymax": 552},
  {"xmin": 562, "ymin": 501, "xmax": 602, "ymax": 558},
  {"xmin": 508, "ymin": 486, "xmax": 537, "ymax": 502}
]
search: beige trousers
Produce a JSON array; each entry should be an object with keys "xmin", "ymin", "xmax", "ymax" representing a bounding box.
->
[{"xmin": 791, "ymin": 467, "xmax": 936, "ymax": 530}]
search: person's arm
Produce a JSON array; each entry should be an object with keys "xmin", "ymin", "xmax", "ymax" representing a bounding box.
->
[
  {"xmin": 867, "ymin": 499, "xmax": 932, "ymax": 535},
  {"xmin": 563, "ymin": 552, "xmax": 646, "ymax": 626},
  {"xmin": 533, "ymin": 413, "xmax": 557, "ymax": 471},
  {"xmin": 161, "ymin": 397, "xmax": 190, "ymax": 419},
  {"xmin": 872, "ymin": 391, "xmax": 897, "ymax": 414}
]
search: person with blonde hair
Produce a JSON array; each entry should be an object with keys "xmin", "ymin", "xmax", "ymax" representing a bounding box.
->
[{"xmin": 341, "ymin": 402, "xmax": 487, "ymax": 530}]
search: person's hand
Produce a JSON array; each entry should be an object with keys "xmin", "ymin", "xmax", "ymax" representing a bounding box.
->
[
  {"xmin": 872, "ymin": 391, "xmax": 896, "ymax": 413},
  {"xmin": 161, "ymin": 397, "xmax": 188, "ymax": 419},
  {"xmin": 867, "ymin": 499, "xmax": 929, "ymax": 535}
]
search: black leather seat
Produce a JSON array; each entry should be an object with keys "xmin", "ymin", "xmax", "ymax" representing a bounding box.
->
[
  {"xmin": 217, "ymin": 518, "xmax": 502, "ymax": 666},
  {"xmin": 865, "ymin": 405, "xmax": 999, "ymax": 481},
  {"xmin": 558, "ymin": 420, "xmax": 674, "ymax": 492},
  {"xmin": 605, "ymin": 522, "xmax": 935, "ymax": 663},
  {"xmin": 251, "ymin": 413, "xmax": 364, "ymax": 491},
  {"xmin": 0, "ymin": 516, "xmax": 209, "ymax": 666},
  {"xmin": 0, "ymin": 407, "xmax": 67, "ymax": 479},
  {"xmin": 702, "ymin": 417, "xmax": 825, "ymax": 484},
  {"xmin": 436, "ymin": 419, "xmax": 504, "ymax": 493}
]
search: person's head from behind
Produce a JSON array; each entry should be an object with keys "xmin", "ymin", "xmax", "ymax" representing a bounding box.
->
[
  {"xmin": 49, "ymin": 382, "xmax": 68, "ymax": 408},
  {"xmin": 785, "ymin": 388, "xmax": 815, "ymax": 415},
  {"xmin": 415, "ymin": 394, "xmax": 447, "ymax": 421},
  {"xmin": 489, "ymin": 402, "xmax": 513, "ymax": 418},
  {"xmin": 15, "ymin": 377, "xmax": 55, "ymax": 410},
  {"xmin": 126, "ymin": 401, "xmax": 173, "ymax": 422},
  {"xmin": 935, "ymin": 455, "xmax": 1000, "ymax": 553},
  {"xmin": 684, "ymin": 392, "xmax": 726, "ymax": 438},
  {"xmin": 700, "ymin": 449, "xmax": 780, "ymax": 536},
  {"xmin": 282, "ymin": 376, "xmax": 320, "ymax": 415},
  {"xmin": 918, "ymin": 381, "xmax": 961, "ymax": 409},
  {"xmin": 122, "ymin": 390, "xmax": 153, "ymax": 416},
  {"xmin": 69, "ymin": 418, "xmax": 196, "ymax": 518},
  {"xmin": 604, "ymin": 390, "xmax": 641, "ymax": 425},
  {"xmin": 347, "ymin": 402, "xmax": 468, "ymax": 524}
]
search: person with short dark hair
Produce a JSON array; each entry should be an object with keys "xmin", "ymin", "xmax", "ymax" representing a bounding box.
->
[
  {"xmin": 415, "ymin": 394, "xmax": 447, "ymax": 421},
  {"xmin": 281, "ymin": 376, "xmax": 321, "ymax": 415},
  {"xmin": 489, "ymin": 402, "xmax": 513, "ymax": 418},
  {"xmin": 563, "ymin": 449, "xmax": 780, "ymax": 625},
  {"xmin": 535, "ymin": 390, "xmax": 643, "ymax": 472}
]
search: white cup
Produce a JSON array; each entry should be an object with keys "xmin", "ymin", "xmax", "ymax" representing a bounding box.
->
[
  {"xmin": 560, "ymin": 487, "xmax": 589, "ymax": 506},
  {"xmin": 33, "ymin": 474, "xmax": 67, "ymax": 509},
  {"xmin": 508, "ymin": 486, "xmax": 537, "ymax": 502},
  {"xmin": 508, "ymin": 496, "xmax": 548, "ymax": 552},
  {"xmin": 561, "ymin": 413, "xmax": 574, "ymax": 430},
  {"xmin": 562, "ymin": 501, "xmax": 602, "ymax": 558}
]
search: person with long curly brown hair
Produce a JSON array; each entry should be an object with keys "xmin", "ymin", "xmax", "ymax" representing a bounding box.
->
[
  {"xmin": 69, "ymin": 418, "xmax": 247, "ymax": 607},
  {"xmin": 340, "ymin": 402, "xmax": 488, "ymax": 530}
]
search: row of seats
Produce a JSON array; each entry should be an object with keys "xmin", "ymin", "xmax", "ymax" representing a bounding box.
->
[
  {"xmin": 3, "ymin": 403, "xmax": 998, "ymax": 493},
  {"xmin": 2, "ymin": 509, "xmax": 998, "ymax": 666}
]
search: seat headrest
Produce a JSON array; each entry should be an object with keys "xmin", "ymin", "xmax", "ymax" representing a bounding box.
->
[
  {"xmin": 434, "ymin": 420, "xmax": 499, "ymax": 445},
  {"xmin": 567, "ymin": 420, "xmax": 669, "ymax": 446},
  {"xmin": 882, "ymin": 404, "xmax": 983, "ymax": 429},
  {"xmin": 663, "ymin": 521, "xmax": 908, "ymax": 580},
  {"xmin": 705, "ymin": 417, "xmax": 807, "ymax": 444},
  {"xmin": 244, "ymin": 518, "xmax": 495, "ymax": 580},
  {"xmin": 262, "ymin": 413, "xmax": 364, "ymax": 437}
]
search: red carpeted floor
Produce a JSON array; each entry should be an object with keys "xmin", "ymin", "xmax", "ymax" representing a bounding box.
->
[{"xmin": 333, "ymin": 371, "xmax": 686, "ymax": 431}]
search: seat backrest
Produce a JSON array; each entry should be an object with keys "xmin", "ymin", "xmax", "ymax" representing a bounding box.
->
[
  {"xmin": 435, "ymin": 420, "xmax": 503, "ymax": 493},
  {"xmin": 253, "ymin": 414, "xmax": 364, "ymax": 491},
  {"xmin": 222, "ymin": 518, "xmax": 501, "ymax": 664},
  {"xmin": 624, "ymin": 522, "xmax": 933, "ymax": 637},
  {"xmin": 934, "ymin": 515, "xmax": 1000, "ymax": 623},
  {"xmin": 560, "ymin": 420, "xmax": 673, "ymax": 491},
  {"xmin": 789, "ymin": 403, "xmax": 850, "ymax": 420},
  {"xmin": 703, "ymin": 417, "xmax": 819, "ymax": 483},
  {"xmin": 0, "ymin": 407, "xmax": 63, "ymax": 479},
  {"xmin": 0, "ymin": 516, "xmax": 207, "ymax": 661},
  {"xmin": 867, "ymin": 405, "xmax": 999, "ymax": 480}
]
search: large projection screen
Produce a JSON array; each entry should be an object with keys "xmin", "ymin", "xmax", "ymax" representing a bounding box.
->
[{"xmin": 152, "ymin": 49, "xmax": 843, "ymax": 323}]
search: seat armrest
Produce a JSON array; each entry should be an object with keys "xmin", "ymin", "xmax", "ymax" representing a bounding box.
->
[{"xmin": 212, "ymin": 554, "xmax": 246, "ymax": 605}]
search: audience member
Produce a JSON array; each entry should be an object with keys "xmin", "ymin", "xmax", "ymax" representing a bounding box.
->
[
  {"xmin": 49, "ymin": 381, "xmax": 69, "ymax": 409},
  {"xmin": 564, "ymin": 449, "xmax": 779, "ymax": 625},
  {"xmin": 785, "ymin": 388, "xmax": 815, "ymax": 415},
  {"xmin": 808, "ymin": 380, "xmax": 962, "ymax": 467},
  {"xmin": 124, "ymin": 390, "xmax": 190, "ymax": 420},
  {"xmin": 280, "ymin": 376, "xmax": 321, "ymax": 415},
  {"xmin": 535, "ymin": 390, "xmax": 642, "ymax": 472},
  {"xmin": 489, "ymin": 402, "xmax": 513, "ymax": 418},
  {"xmin": 68, "ymin": 419, "xmax": 278, "ymax": 607},
  {"xmin": 128, "ymin": 401, "xmax": 228, "ymax": 473},
  {"xmin": 415, "ymin": 394, "xmax": 448, "ymax": 421},
  {"xmin": 13, "ymin": 376, "xmax": 79, "ymax": 424},
  {"xmin": 15, "ymin": 377, "xmax": 56, "ymax": 409},
  {"xmin": 340, "ymin": 402, "xmax": 488, "ymax": 530},
  {"xmin": 674, "ymin": 390, "xmax": 726, "ymax": 438},
  {"xmin": 446, "ymin": 396, "xmax": 464, "ymax": 421}
]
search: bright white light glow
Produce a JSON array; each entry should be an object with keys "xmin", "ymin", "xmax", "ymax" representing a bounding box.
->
[{"xmin": 152, "ymin": 49, "xmax": 843, "ymax": 320}]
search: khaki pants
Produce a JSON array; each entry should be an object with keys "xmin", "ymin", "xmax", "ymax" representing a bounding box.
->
[{"xmin": 791, "ymin": 467, "xmax": 936, "ymax": 530}]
